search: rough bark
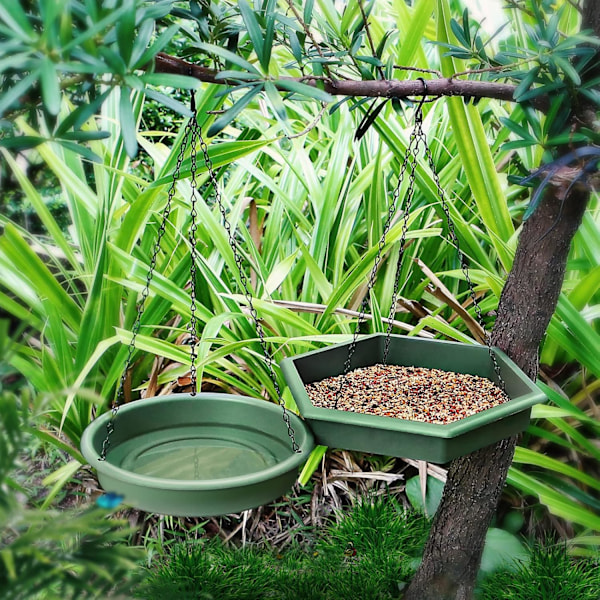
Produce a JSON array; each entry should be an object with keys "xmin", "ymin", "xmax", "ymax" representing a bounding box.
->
[
  {"xmin": 154, "ymin": 52, "xmax": 549, "ymax": 110},
  {"xmin": 403, "ymin": 186, "xmax": 589, "ymax": 600},
  {"xmin": 404, "ymin": 1, "xmax": 599, "ymax": 598}
]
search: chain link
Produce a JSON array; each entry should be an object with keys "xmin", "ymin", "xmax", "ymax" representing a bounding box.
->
[
  {"xmin": 336, "ymin": 82, "xmax": 505, "ymax": 408},
  {"xmin": 188, "ymin": 92, "xmax": 200, "ymax": 396},
  {"xmin": 196, "ymin": 114, "xmax": 301, "ymax": 453},
  {"xmin": 418, "ymin": 121, "xmax": 506, "ymax": 391},
  {"xmin": 382, "ymin": 110, "xmax": 423, "ymax": 364},
  {"xmin": 334, "ymin": 99, "xmax": 426, "ymax": 408},
  {"xmin": 99, "ymin": 105, "xmax": 194, "ymax": 461}
]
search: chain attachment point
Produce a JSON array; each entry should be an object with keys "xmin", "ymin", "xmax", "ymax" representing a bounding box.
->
[
  {"xmin": 99, "ymin": 94, "xmax": 197, "ymax": 460},
  {"xmin": 414, "ymin": 77, "xmax": 427, "ymax": 124},
  {"xmin": 337, "ymin": 85, "xmax": 506, "ymax": 408}
]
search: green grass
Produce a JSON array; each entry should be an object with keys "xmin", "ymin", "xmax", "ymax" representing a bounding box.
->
[
  {"xmin": 478, "ymin": 541, "xmax": 600, "ymax": 600},
  {"xmin": 136, "ymin": 496, "xmax": 429, "ymax": 600},
  {"xmin": 136, "ymin": 498, "xmax": 600, "ymax": 600}
]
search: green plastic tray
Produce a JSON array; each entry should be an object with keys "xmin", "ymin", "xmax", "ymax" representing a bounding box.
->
[
  {"xmin": 80, "ymin": 393, "xmax": 314, "ymax": 516},
  {"xmin": 280, "ymin": 334, "xmax": 545, "ymax": 463}
]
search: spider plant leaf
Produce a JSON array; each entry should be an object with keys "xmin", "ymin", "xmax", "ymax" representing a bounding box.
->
[
  {"xmin": 265, "ymin": 251, "xmax": 298, "ymax": 295},
  {"xmin": 507, "ymin": 467, "xmax": 600, "ymax": 531},
  {"xmin": 437, "ymin": 0, "xmax": 514, "ymax": 269},
  {"xmin": 568, "ymin": 265, "xmax": 600, "ymax": 310},
  {"xmin": 119, "ymin": 89, "xmax": 138, "ymax": 158},
  {"xmin": 0, "ymin": 224, "xmax": 80, "ymax": 331},
  {"xmin": 394, "ymin": 0, "xmax": 434, "ymax": 67},
  {"xmin": 40, "ymin": 460, "xmax": 82, "ymax": 509},
  {"xmin": 207, "ymin": 84, "xmax": 263, "ymax": 137},
  {"xmin": 298, "ymin": 445, "xmax": 327, "ymax": 486},
  {"xmin": 513, "ymin": 447, "xmax": 600, "ymax": 492},
  {"xmin": 56, "ymin": 140, "xmax": 102, "ymax": 163}
]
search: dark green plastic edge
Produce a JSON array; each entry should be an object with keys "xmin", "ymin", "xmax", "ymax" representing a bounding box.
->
[
  {"xmin": 80, "ymin": 393, "xmax": 314, "ymax": 516},
  {"xmin": 280, "ymin": 334, "xmax": 546, "ymax": 462}
]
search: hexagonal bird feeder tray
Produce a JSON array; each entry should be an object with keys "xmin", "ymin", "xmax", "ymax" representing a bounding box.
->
[{"xmin": 280, "ymin": 334, "xmax": 545, "ymax": 463}]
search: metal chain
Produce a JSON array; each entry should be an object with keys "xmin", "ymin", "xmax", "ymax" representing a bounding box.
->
[
  {"xmin": 417, "ymin": 116, "xmax": 506, "ymax": 391},
  {"xmin": 188, "ymin": 91, "xmax": 200, "ymax": 396},
  {"xmin": 382, "ymin": 109, "xmax": 423, "ymax": 364},
  {"xmin": 99, "ymin": 107, "xmax": 194, "ymax": 461},
  {"xmin": 334, "ymin": 97, "xmax": 426, "ymax": 408},
  {"xmin": 336, "ymin": 80, "xmax": 506, "ymax": 408},
  {"xmin": 196, "ymin": 116, "xmax": 301, "ymax": 453}
]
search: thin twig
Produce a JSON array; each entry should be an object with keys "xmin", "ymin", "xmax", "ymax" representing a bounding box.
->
[
  {"xmin": 450, "ymin": 56, "xmax": 535, "ymax": 80},
  {"xmin": 286, "ymin": 0, "xmax": 326, "ymax": 60},
  {"xmin": 393, "ymin": 65, "xmax": 443, "ymax": 77},
  {"xmin": 358, "ymin": 0, "xmax": 386, "ymax": 80},
  {"xmin": 286, "ymin": 102, "xmax": 328, "ymax": 139}
]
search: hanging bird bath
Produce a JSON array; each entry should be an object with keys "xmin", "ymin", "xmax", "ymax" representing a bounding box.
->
[
  {"xmin": 81, "ymin": 90, "xmax": 314, "ymax": 517},
  {"xmin": 280, "ymin": 334, "xmax": 545, "ymax": 463},
  {"xmin": 81, "ymin": 393, "xmax": 314, "ymax": 516}
]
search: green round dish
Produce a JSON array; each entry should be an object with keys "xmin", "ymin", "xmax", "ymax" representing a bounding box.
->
[{"xmin": 80, "ymin": 393, "xmax": 314, "ymax": 516}]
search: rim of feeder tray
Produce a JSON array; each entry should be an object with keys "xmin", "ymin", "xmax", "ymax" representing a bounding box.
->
[
  {"xmin": 281, "ymin": 81, "xmax": 545, "ymax": 461},
  {"xmin": 280, "ymin": 335, "xmax": 545, "ymax": 463},
  {"xmin": 80, "ymin": 393, "xmax": 313, "ymax": 516},
  {"xmin": 281, "ymin": 334, "xmax": 545, "ymax": 440},
  {"xmin": 80, "ymin": 89, "xmax": 313, "ymax": 515}
]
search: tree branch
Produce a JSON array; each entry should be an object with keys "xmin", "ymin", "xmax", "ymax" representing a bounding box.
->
[{"xmin": 154, "ymin": 52, "xmax": 550, "ymax": 111}]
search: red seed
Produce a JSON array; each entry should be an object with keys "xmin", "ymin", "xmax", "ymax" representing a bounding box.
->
[{"xmin": 305, "ymin": 363, "xmax": 509, "ymax": 425}]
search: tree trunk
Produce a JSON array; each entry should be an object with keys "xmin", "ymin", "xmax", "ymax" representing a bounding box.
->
[
  {"xmin": 403, "ymin": 187, "xmax": 589, "ymax": 600},
  {"xmin": 404, "ymin": 2, "xmax": 598, "ymax": 598}
]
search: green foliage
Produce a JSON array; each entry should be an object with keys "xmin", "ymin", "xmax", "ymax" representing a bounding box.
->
[
  {"xmin": 0, "ymin": 0, "xmax": 189, "ymax": 157},
  {"xmin": 0, "ymin": 391, "xmax": 28, "ymax": 513},
  {"xmin": 477, "ymin": 541, "xmax": 600, "ymax": 600},
  {"xmin": 1, "ymin": 508, "xmax": 143, "ymax": 600},
  {"xmin": 403, "ymin": 475, "xmax": 530, "ymax": 574},
  {"xmin": 0, "ymin": 85, "xmax": 272, "ymax": 451},
  {"xmin": 0, "ymin": 0, "xmax": 597, "ymax": 549},
  {"xmin": 440, "ymin": 2, "xmax": 599, "ymax": 157},
  {"xmin": 136, "ymin": 497, "xmax": 429, "ymax": 600},
  {"xmin": 0, "ymin": 390, "xmax": 143, "ymax": 600},
  {"xmin": 405, "ymin": 475, "xmax": 444, "ymax": 517},
  {"xmin": 478, "ymin": 528, "xmax": 529, "ymax": 576}
]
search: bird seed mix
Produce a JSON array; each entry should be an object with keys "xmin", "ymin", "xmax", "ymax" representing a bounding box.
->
[{"xmin": 305, "ymin": 364, "xmax": 509, "ymax": 424}]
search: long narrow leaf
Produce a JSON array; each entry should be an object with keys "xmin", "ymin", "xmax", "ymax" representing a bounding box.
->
[{"xmin": 437, "ymin": 0, "xmax": 514, "ymax": 269}]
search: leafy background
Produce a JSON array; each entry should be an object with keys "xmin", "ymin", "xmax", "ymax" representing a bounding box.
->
[{"xmin": 0, "ymin": 0, "xmax": 598, "ymax": 593}]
